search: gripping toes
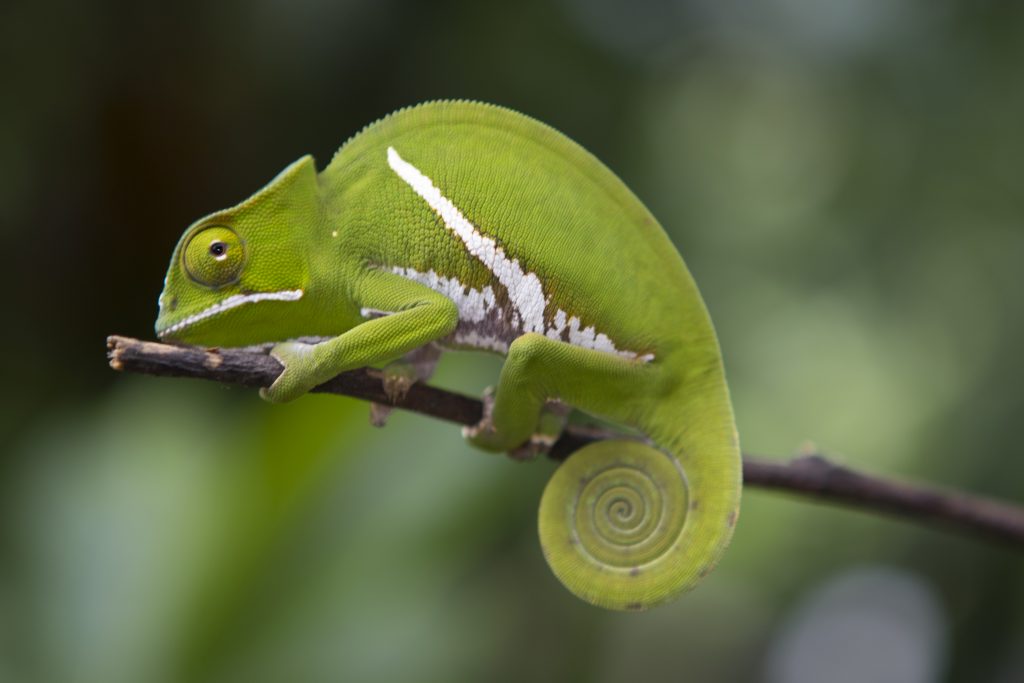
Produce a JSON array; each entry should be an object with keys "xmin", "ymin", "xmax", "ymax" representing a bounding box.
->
[
  {"xmin": 260, "ymin": 341, "xmax": 323, "ymax": 403},
  {"xmin": 370, "ymin": 346, "xmax": 441, "ymax": 427},
  {"xmin": 462, "ymin": 387, "xmax": 500, "ymax": 449},
  {"xmin": 464, "ymin": 391, "xmax": 568, "ymax": 460},
  {"xmin": 508, "ymin": 401, "xmax": 569, "ymax": 461},
  {"xmin": 381, "ymin": 363, "xmax": 418, "ymax": 403},
  {"xmin": 368, "ymin": 363, "xmax": 419, "ymax": 427}
]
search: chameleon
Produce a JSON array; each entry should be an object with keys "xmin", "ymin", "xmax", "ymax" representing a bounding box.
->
[{"xmin": 154, "ymin": 100, "xmax": 741, "ymax": 611}]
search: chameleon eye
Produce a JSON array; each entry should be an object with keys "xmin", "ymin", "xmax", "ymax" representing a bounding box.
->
[{"xmin": 183, "ymin": 225, "xmax": 245, "ymax": 288}]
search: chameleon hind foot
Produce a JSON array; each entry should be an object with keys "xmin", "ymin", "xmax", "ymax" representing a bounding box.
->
[
  {"xmin": 461, "ymin": 386, "xmax": 497, "ymax": 444},
  {"xmin": 464, "ymin": 392, "xmax": 569, "ymax": 461},
  {"xmin": 507, "ymin": 400, "xmax": 570, "ymax": 461}
]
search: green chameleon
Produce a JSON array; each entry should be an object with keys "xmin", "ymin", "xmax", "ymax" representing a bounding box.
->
[{"xmin": 155, "ymin": 100, "xmax": 741, "ymax": 611}]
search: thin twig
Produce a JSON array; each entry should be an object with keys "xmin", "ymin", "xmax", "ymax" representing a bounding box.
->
[{"xmin": 106, "ymin": 335, "xmax": 1024, "ymax": 547}]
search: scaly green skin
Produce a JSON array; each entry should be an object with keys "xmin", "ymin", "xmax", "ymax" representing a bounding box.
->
[{"xmin": 155, "ymin": 101, "xmax": 741, "ymax": 610}]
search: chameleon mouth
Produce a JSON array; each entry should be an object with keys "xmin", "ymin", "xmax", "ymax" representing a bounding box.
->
[{"xmin": 156, "ymin": 289, "xmax": 304, "ymax": 338}]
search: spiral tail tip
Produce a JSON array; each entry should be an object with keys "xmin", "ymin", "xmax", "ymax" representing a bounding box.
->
[{"xmin": 538, "ymin": 438, "xmax": 737, "ymax": 611}]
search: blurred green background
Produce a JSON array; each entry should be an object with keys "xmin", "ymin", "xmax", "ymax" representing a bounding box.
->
[{"xmin": 2, "ymin": 0, "xmax": 1023, "ymax": 681}]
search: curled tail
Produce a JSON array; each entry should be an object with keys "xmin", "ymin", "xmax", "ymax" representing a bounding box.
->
[{"xmin": 538, "ymin": 382, "xmax": 742, "ymax": 611}]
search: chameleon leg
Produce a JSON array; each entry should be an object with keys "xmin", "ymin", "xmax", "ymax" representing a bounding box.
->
[
  {"xmin": 464, "ymin": 332, "xmax": 657, "ymax": 453},
  {"xmin": 261, "ymin": 271, "xmax": 458, "ymax": 403},
  {"xmin": 465, "ymin": 332, "xmax": 738, "ymax": 611}
]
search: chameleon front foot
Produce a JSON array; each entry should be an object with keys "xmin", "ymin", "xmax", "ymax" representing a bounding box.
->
[
  {"xmin": 368, "ymin": 363, "xmax": 420, "ymax": 427},
  {"xmin": 381, "ymin": 362, "xmax": 419, "ymax": 403},
  {"xmin": 260, "ymin": 341, "xmax": 323, "ymax": 403},
  {"xmin": 369, "ymin": 346, "xmax": 442, "ymax": 427}
]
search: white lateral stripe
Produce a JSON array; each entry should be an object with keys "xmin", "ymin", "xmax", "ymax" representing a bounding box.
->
[
  {"xmin": 390, "ymin": 266, "xmax": 497, "ymax": 324},
  {"xmin": 235, "ymin": 336, "xmax": 332, "ymax": 353},
  {"xmin": 388, "ymin": 266, "xmax": 511, "ymax": 353},
  {"xmin": 387, "ymin": 147, "xmax": 547, "ymax": 334},
  {"xmin": 157, "ymin": 289, "xmax": 304, "ymax": 337},
  {"xmin": 386, "ymin": 146, "xmax": 653, "ymax": 363}
]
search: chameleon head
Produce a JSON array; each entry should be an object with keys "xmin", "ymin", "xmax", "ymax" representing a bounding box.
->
[{"xmin": 155, "ymin": 155, "xmax": 322, "ymax": 347}]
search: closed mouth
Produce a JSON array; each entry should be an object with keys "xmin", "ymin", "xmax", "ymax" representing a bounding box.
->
[{"xmin": 156, "ymin": 289, "xmax": 304, "ymax": 338}]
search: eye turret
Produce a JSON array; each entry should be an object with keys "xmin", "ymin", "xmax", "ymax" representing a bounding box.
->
[{"xmin": 183, "ymin": 226, "xmax": 246, "ymax": 287}]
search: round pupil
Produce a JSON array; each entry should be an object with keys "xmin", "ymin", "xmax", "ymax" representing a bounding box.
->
[{"xmin": 210, "ymin": 242, "xmax": 227, "ymax": 257}]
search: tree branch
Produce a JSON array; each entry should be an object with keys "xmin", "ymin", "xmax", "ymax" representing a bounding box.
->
[{"xmin": 106, "ymin": 335, "xmax": 1024, "ymax": 547}]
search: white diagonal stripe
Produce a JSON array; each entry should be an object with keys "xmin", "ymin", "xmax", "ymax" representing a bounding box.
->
[
  {"xmin": 386, "ymin": 146, "xmax": 653, "ymax": 363},
  {"xmin": 387, "ymin": 147, "xmax": 547, "ymax": 334}
]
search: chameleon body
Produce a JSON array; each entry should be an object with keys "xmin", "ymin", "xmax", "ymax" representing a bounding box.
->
[{"xmin": 155, "ymin": 101, "xmax": 741, "ymax": 610}]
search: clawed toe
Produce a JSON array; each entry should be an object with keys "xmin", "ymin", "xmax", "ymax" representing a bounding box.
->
[
  {"xmin": 382, "ymin": 372, "xmax": 415, "ymax": 403},
  {"xmin": 369, "ymin": 402, "xmax": 394, "ymax": 427}
]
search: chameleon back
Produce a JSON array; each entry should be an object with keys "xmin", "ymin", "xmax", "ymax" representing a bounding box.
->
[{"xmin": 321, "ymin": 101, "xmax": 713, "ymax": 365}]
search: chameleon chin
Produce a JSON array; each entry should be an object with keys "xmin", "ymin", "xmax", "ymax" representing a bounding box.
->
[{"xmin": 155, "ymin": 100, "xmax": 741, "ymax": 611}]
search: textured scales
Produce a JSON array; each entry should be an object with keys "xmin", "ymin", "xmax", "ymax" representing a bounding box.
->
[{"xmin": 155, "ymin": 100, "xmax": 742, "ymax": 610}]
